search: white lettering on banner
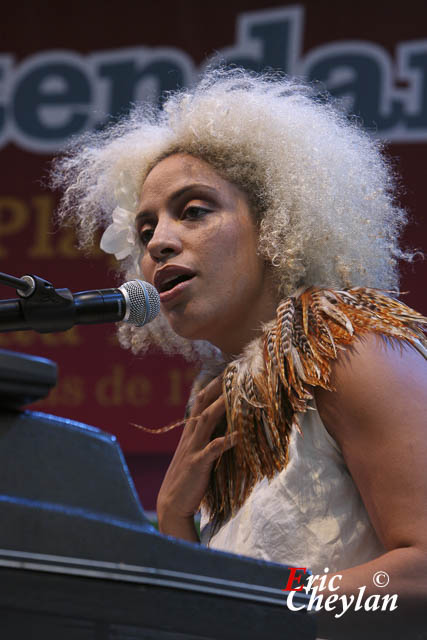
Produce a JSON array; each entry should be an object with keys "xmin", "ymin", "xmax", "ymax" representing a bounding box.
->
[{"xmin": 1, "ymin": 5, "xmax": 426, "ymax": 151}]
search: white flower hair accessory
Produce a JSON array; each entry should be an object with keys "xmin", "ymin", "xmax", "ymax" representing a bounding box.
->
[
  {"xmin": 100, "ymin": 174, "xmax": 139, "ymax": 260},
  {"xmin": 100, "ymin": 206, "xmax": 137, "ymax": 260}
]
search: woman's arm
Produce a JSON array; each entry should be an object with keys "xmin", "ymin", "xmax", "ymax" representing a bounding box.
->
[{"xmin": 314, "ymin": 333, "xmax": 427, "ymax": 639}]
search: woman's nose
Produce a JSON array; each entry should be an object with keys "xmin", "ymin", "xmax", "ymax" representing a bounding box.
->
[{"xmin": 147, "ymin": 217, "xmax": 182, "ymax": 261}]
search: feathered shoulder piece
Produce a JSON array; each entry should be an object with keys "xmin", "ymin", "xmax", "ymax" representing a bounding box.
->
[{"xmin": 203, "ymin": 286, "xmax": 427, "ymax": 530}]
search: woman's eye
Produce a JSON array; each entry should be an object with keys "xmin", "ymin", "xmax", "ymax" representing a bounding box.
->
[
  {"xmin": 139, "ymin": 228, "xmax": 154, "ymax": 246},
  {"xmin": 183, "ymin": 206, "xmax": 211, "ymax": 220},
  {"xmin": 138, "ymin": 206, "xmax": 211, "ymax": 246}
]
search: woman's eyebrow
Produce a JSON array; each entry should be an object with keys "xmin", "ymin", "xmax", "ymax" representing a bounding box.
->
[
  {"xmin": 136, "ymin": 183, "xmax": 218, "ymax": 222},
  {"xmin": 170, "ymin": 183, "xmax": 218, "ymax": 201}
]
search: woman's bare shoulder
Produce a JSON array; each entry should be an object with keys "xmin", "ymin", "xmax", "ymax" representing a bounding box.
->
[{"xmin": 315, "ymin": 332, "xmax": 427, "ymax": 445}]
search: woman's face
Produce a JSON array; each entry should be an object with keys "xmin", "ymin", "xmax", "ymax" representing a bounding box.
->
[{"xmin": 138, "ymin": 153, "xmax": 278, "ymax": 355}]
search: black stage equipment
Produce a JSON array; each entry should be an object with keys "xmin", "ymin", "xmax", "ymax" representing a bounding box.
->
[{"xmin": 0, "ymin": 349, "xmax": 316, "ymax": 639}]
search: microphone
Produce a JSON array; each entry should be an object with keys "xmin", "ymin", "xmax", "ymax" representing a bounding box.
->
[{"xmin": 0, "ymin": 278, "xmax": 160, "ymax": 333}]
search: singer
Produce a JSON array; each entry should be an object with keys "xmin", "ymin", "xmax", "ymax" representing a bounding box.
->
[{"xmin": 52, "ymin": 69, "xmax": 427, "ymax": 638}]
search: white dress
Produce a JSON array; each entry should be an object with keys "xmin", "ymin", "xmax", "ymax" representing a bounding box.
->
[{"xmin": 200, "ymin": 404, "xmax": 384, "ymax": 576}]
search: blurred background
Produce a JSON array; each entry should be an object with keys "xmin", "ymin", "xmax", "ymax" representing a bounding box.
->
[{"xmin": 1, "ymin": 0, "xmax": 426, "ymax": 514}]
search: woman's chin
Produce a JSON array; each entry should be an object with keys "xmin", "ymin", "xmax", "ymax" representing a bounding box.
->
[{"xmin": 166, "ymin": 313, "xmax": 215, "ymax": 345}]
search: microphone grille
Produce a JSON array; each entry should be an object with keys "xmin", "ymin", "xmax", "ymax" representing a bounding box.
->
[{"xmin": 119, "ymin": 280, "xmax": 160, "ymax": 326}]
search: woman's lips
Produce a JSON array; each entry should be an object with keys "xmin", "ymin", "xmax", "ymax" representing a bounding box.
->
[{"xmin": 159, "ymin": 276, "xmax": 195, "ymax": 304}]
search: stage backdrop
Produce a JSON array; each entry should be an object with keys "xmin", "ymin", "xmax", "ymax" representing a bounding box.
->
[{"xmin": 1, "ymin": 0, "xmax": 426, "ymax": 510}]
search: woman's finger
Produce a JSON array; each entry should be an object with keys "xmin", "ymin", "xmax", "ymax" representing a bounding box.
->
[
  {"xmin": 191, "ymin": 395, "xmax": 226, "ymax": 447},
  {"xmin": 204, "ymin": 432, "xmax": 240, "ymax": 463},
  {"xmin": 190, "ymin": 375, "xmax": 223, "ymax": 418}
]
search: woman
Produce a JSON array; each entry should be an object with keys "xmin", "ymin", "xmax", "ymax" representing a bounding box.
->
[{"xmin": 52, "ymin": 69, "xmax": 427, "ymax": 638}]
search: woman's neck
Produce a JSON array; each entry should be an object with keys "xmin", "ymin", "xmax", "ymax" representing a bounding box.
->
[{"xmin": 213, "ymin": 280, "xmax": 279, "ymax": 359}]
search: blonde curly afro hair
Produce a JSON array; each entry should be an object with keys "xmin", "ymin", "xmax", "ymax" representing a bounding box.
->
[{"xmin": 51, "ymin": 67, "xmax": 412, "ymax": 361}]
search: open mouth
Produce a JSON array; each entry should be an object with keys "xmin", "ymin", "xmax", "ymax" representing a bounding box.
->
[{"xmin": 159, "ymin": 273, "xmax": 194, "ymax": 293}]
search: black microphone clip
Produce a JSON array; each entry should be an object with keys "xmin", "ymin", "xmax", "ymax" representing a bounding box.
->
[{"xmin": 16, "ymin": 275, "xmax": 74, "ymax": 333}]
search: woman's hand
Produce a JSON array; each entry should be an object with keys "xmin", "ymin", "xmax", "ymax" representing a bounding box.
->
[{"xmin": 156, "ymin": 375, "xmax": 238, "ymax": 541}]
